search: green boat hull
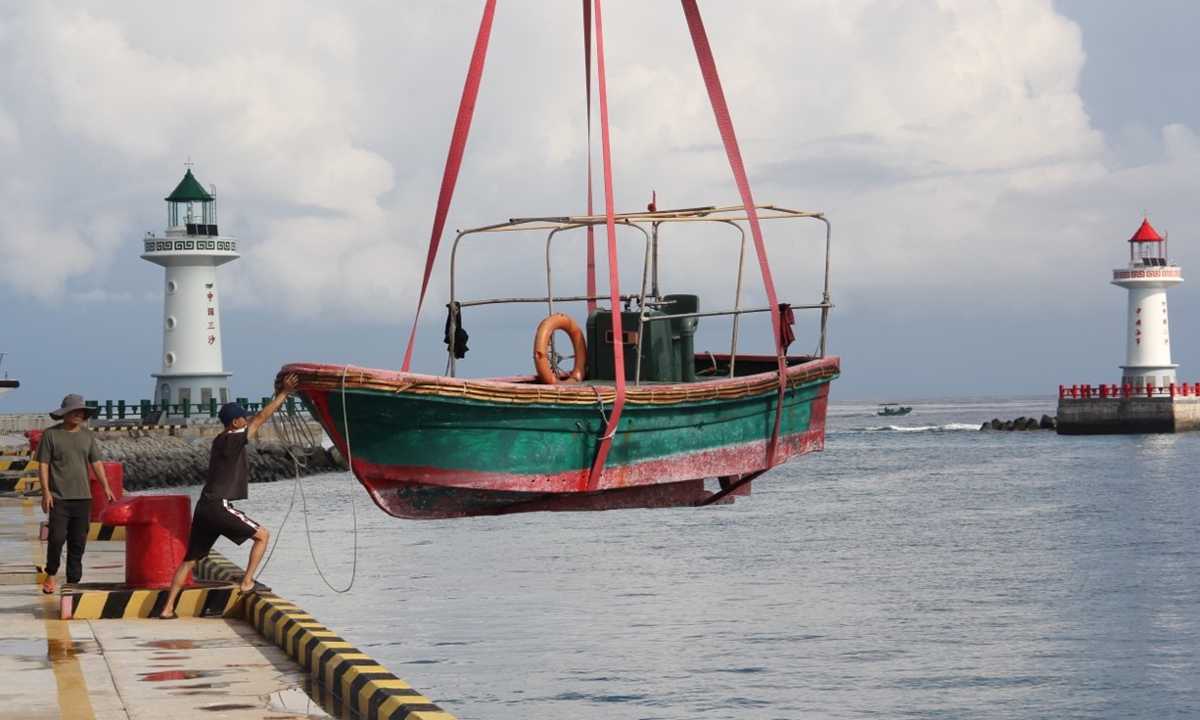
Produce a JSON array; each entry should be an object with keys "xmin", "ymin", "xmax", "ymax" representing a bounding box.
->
[{"xmin": 285, "ymin": 356, "xmax": 838, "ymax": 519}]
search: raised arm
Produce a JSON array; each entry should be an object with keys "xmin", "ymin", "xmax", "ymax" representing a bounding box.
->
[{"xmin": 247, "ymin": 373, "xmax": 300, "ymax": 439}]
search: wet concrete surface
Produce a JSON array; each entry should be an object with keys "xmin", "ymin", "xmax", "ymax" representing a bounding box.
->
[{"xmin": 0, "ymin": 495, "xmax": 334, "ymax": 720}]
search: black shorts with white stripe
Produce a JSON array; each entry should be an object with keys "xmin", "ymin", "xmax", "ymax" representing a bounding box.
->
[{"xmin": 184, "ymin": 499, "xmax": 262, "ymax": 562}]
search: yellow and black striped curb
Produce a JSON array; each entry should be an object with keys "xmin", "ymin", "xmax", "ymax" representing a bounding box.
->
[
  {"xmin": 193, "ymin": 551, "xmax": 245, "ymax": 583},
  {"xmin": 0, "ymin": 564, "xmax": 39, "ymax": 585},
  {"xmin": 0, "ymin": 459, "xmax": 35, "ymax": 471},
  {"xmin": 0, "ymin": 449, "xmax": 32, "ymax": 457},
  {"xmin": 58, "ymin": 580, "xmax": 239, "ymax": 620},
  {"xmin": 0, "ymin": 475, "xmax": 40, "ymax": 493},
  {"xmin": 92, "ymin": 424, "xmax": 186, "ymax": 434},
  {"xmin": 195, "ymin": 554, "xmax": 457, "ymax": 720},
  {"xmin": 88, "ymin": 523, "xmax": 124, "ymax": 541},
  {"xmin": 35, "ymin": 521, "xmax": 125, "ymax": 541}
]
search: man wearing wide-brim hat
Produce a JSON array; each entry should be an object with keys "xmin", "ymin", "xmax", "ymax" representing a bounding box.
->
[{"xmin": 36, "ymin": 394, "xmax": 115, "ymax": 594}]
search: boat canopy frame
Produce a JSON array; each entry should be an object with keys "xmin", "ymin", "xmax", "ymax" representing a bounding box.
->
[{"xmin": 444, "ymin": 203, "xmax": 833, "ymax": 382}]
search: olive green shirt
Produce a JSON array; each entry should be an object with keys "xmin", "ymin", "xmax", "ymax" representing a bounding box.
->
[{"xmin": 35, "ymin": 424, "xmax": 101, "ymax": 500}]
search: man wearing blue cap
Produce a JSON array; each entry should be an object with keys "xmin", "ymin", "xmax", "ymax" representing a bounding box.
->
[{"xmin": 158, "ymin": 373, "xmax": 299, "ymax": 619}]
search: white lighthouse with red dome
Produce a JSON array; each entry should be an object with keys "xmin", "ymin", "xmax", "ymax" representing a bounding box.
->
[
  {"xmin": 1058, "ymin": 217, "xmax": 1200, "ymax": 434},
  {"xmin": 1111, "ymin": 218, "xmax": 1183, "ymax": 392}
]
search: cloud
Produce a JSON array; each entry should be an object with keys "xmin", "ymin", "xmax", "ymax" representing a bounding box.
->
[
  {"xmin": 0, "ymin": 0, "xmax": 1194, "ymax": 333},
  {"xmin": 0, "ymin": 107, "xmax": 18, "ymax": 155},
  {"xmin": 1163, "ymin": 123, "xmax": 1200, "ymax": 161},
  {"xmin": 72, "ymin": 288, "xmax": 133, "ymax": 303}
]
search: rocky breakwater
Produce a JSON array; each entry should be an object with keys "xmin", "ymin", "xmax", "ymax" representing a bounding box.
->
[
  {"xmin": 98, "ymin": 435, "xmax": 348, "ymax": 491},
  {"xmin": 980, "ymin": 415, "xmax": 1057, "ymax": 431}
]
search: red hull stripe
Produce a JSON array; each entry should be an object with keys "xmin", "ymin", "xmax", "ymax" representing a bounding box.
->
[{"xmin": 352, "ymin": 426, "xmax": 824, "ymax": 495}]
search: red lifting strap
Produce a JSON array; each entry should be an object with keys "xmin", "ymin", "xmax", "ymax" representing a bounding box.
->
[
  {"xmin": 584, "ymin": 0, "xmax": 627, "ymax": 491},
  {"xmin": 583, "ymin": 0, "xmax": 598, "ymax": 313},
  {"xmin": 406, "ymin": 0, "xmax": 785, "ymax": 485},
  {"xmin": 402, "ymin": 0, "xmax": 497, "ymax": 372},
  {"xmin": 681, "ymin": 0, "xmax": 787, "ymax": 465}
]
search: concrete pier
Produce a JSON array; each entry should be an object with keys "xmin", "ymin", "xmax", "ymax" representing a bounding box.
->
[
  {"xmin": 0, "ymin": 494, "xmax": 456, "ymax": 720},
  {"xmin": 1056, "ymin": 396, "xmax": 1200, "ymax": 434}
]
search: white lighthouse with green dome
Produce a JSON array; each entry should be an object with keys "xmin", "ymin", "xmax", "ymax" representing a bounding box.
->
[{"xmin": 141, "ymin": 167, "xmax": 239, "ymax": 409}]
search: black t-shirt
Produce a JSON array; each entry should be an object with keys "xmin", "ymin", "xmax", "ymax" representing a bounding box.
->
[{"xmin": 200, "ymin": 429, "xmax": 250, "ymax": 501}]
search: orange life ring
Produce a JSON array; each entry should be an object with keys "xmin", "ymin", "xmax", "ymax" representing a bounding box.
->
[{"xmin": 533, "ymin": 314, "xmax": 587, "ymax": 384}]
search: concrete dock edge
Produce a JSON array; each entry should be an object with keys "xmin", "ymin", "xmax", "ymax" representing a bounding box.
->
[
  {"xmin": 6, "ymin": 492, "xmax": 456, "ymax": 719},
  {"xmin": 196, "ymin": 553, "xmax": 458, "ymax": 720}
]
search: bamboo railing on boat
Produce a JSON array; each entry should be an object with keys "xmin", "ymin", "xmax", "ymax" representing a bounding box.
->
[{"xmin": 285, "ymin": 356, "xmax": 839, "ymax": 407}]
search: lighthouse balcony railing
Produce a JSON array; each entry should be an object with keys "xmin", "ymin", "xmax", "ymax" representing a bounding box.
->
[
  {"xmin": 163, "ymin": 224, "xmax": 221, "ymax": 238},
  {"xmin": 1058, "ymin": 383, "xmax": 1200, "ymax": 400},
  {"xmin": 83, "ymin": 396, "xmax": 307, "ymax": 423}
]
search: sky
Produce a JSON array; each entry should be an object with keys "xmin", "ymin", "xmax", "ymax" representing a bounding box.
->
[{"xmin": 2, "ymin": 0, "xmax": 1200, "ymax": 413}]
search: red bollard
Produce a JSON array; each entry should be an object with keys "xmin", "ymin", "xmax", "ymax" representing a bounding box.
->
[
  {"xmin": 24, "ymin": 429, "xmax": 43, "ymax": 454},
  {"xmin": 99, "ymin": 495, "xmax": 192, "ymax": 588},
  {"xmin": 89, "ymin": 461, "xmax": 124, "ymax": 522}
]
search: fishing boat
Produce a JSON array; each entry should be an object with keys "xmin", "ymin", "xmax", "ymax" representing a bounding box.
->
[
  {"xmin": 284, "ymin": 2, "xmax": 840, "ymax": 519},
  {"xmin": 877, "ymin": 403, "xmax": 912, "ymax": 417},
  {"xmin": 0, "ymin": 353, "xmax": 18, "ymax": 402}
]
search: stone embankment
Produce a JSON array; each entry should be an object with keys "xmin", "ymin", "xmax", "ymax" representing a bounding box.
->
[
  {"xmin": 96, "ymin": 436, "xmax": 347, "ymax": 491},
  {"xmin": 980, "ymin": 415, "xmax": 1057, "ymax": 431}
]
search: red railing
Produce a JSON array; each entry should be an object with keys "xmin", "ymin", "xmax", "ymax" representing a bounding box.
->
[{"xmin": 1058, "ymin": 383, "xmax": 1198, "ymax": 399}]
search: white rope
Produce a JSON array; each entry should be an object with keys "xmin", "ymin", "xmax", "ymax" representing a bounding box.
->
[
  {"xmin": 256, "ymin": 378, "xmax": 359, "ymax": 594},
  {"xmin": 254, "ymin": 453, "xmax": 301, "ymax": 578}
]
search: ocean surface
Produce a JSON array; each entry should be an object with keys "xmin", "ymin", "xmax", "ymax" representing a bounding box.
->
[{"xmin": 199, "ymin": 396, "xmax": 1200, "ymax": 719}]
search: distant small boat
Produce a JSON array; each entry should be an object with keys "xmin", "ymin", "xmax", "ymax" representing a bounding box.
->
[
  {"xmin": 877, "ymin": 403, "xmax": 911, "ymax": 417},
  {"xmin": 0, "ymin": 353, "xmax": 18, "ymax": 402}
]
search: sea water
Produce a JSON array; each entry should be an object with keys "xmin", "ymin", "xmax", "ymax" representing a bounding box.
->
[{"xmin": 205, "ymin": 396, "xmax": 1200, "ymax": 719}]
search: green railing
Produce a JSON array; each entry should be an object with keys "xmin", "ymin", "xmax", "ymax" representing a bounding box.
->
[{"xmin": 84, "ymin": 397, "xmax": 302, "ymax": 422}]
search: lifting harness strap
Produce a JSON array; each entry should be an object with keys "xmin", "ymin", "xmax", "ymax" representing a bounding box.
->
[
  {"xmin": 682, "ymin": 0, "xmax": 787, "ymax": 465},
  {"xmin": 402, "ymin": 0, "xmax": 497, "ymax": 372}
]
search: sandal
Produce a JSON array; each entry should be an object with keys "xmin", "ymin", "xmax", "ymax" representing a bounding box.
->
[
  {"xmin": 41, "ymin": 576, "xmax": 56, "ymax": 594},
  {"xmin": 158, "ymin": 613, "xmax": 177, "ymax": 620}
]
